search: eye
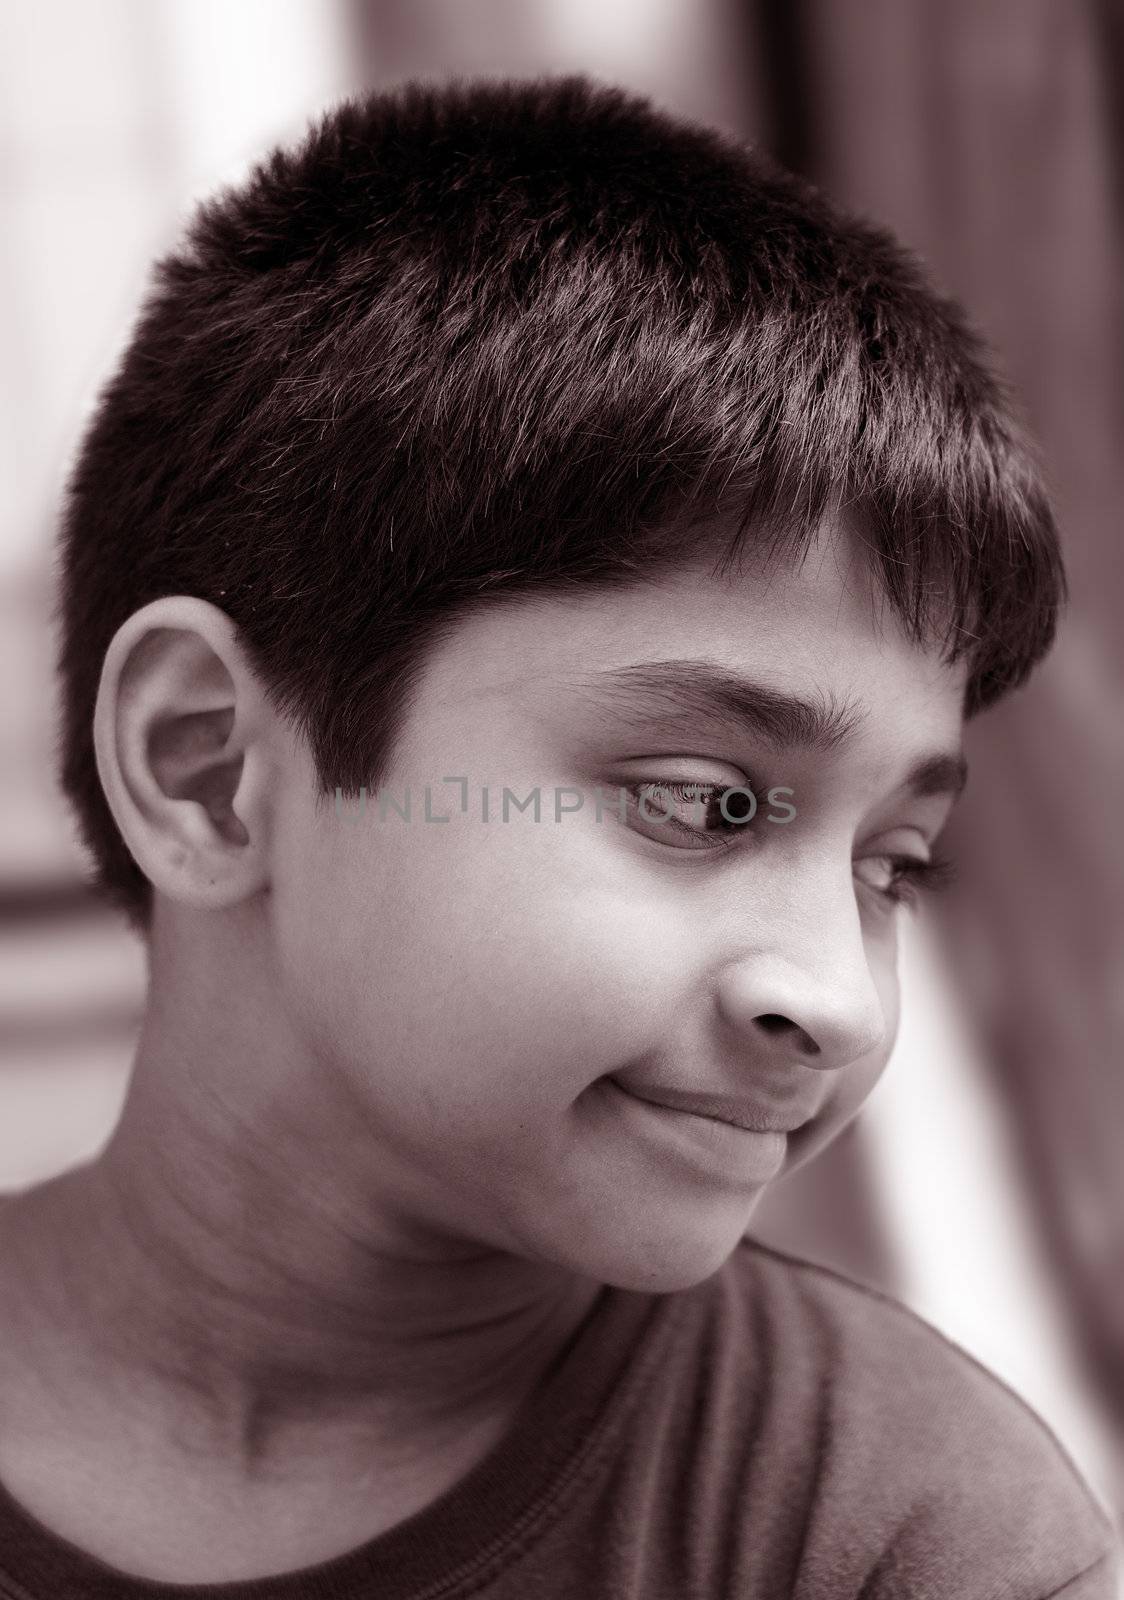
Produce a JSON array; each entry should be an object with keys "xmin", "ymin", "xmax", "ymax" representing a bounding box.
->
[
  {"xmin": 621, "ymin": 780, "xmax": 758, "ymax": 852},
  {"xmin": 854, "ymin": 851, "xmax": 958, "ymax": 909}
]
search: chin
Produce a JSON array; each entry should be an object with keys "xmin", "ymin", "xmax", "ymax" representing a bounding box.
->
[{"xmin": 562, "ymin": 1197, "xmax": 769, "ymax": 1295}]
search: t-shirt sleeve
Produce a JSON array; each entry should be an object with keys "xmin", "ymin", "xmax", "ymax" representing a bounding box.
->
[
  {"xmin": 797, "ymin": 1267, "xmax": 1120, "ymax": 1593},
  {"xmin": 845, "ymin": 1381, "xmax": 1119, "ymax": 1599},
  {"xmin": 855, "ymin": 1515, "xmax": 1118, "ymax": 1600},
  {"xmin": 1041, "ymin": 1557, "xmax": 1120, "ymax": 1599},
  {"xmin": 736, "ymin": 1247, "xmax": 1119, "ymax": 1600}
]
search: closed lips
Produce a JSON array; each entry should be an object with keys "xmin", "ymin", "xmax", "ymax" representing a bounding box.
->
[{"xmin": 608, "ymin": 1079, "xmax": 811, "ymax": 1135}]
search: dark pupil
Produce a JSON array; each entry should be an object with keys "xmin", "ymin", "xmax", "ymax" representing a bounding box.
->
[{"xmin": 719, "ymin": 789, "xmax": 754, "ymax": 822}]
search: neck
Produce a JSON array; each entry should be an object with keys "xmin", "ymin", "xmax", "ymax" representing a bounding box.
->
[{"xmin": 2, "ymin": 1017, "xmax": 600, "ymax": 1485}]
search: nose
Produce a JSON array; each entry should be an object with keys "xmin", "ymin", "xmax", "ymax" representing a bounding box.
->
[{"xmin": 712, "ymin": 911, "xmax": 889, "ymax": 1073}]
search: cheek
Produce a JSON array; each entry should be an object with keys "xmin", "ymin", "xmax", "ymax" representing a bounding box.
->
[{"xmin": 271, "ymin": 808, "xmax": 698, "ymax": 1135}]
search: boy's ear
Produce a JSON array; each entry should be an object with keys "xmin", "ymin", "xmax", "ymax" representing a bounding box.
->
[{"xmin": 92, "ymin": 596, "xmax": 280, "ymax": 912}]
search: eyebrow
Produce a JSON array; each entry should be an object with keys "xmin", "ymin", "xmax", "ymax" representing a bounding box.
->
[{"xmin": 578, "ymin": 658, "xmax": 969, "ymax": 800}]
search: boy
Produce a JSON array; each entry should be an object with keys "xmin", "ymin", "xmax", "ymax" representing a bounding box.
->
[{"xmin": 0, "ymin": 75, "xmax": 1115, "ymax": 1597}]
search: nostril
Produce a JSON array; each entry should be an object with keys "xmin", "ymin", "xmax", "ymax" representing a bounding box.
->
[
  {"xmin": 753, "ymin": 1013, "xmax": 821, "ymax": 1056},
  {"xmin": 754, "ymin": 1013, "xmax": 794, "ymax": 1035}
]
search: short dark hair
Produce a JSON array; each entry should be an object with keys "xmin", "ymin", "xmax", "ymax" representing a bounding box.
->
[{"xmin": 54, "ymin": 74, "xmax": 1064, "ymax": 933}]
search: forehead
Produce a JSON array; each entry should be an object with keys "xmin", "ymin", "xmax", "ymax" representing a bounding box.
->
[{"xmin": 414, "ymin": 517, "xmax": 968, "ymax": 761}]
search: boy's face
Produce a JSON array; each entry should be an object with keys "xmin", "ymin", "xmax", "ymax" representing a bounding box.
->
[{"xmin": 270, "ymin": 517, "xmax": 967, "ymax": 1290}]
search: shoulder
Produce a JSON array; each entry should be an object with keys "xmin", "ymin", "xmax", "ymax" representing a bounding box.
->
[
  {"xmin": 727, "ymin": 1237, "xmax": 1092, "ymax": 1461},
  {"xmin": 717, "ymin": 1239, "xmax": 1117, "ymax": 1592}
]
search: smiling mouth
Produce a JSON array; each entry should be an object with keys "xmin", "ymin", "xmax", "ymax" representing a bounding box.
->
[
  {"xmin": 607, "ymin": 1077, "xmax": 813, "ymax": 1136},
  {"xmin": 598, "ymin": 1077, "xmax": 792, "ymax": 1184}
]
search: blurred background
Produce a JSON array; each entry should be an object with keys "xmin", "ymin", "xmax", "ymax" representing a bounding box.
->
[{"xmin": 1, "ymin": 0, "xmax": 1122, "ymax": 1563}]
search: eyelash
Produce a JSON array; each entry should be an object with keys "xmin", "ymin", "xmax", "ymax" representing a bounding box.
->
[
  {"xmin": 876, "ymin": 853, "xmax": 958, "ymax": 907},
  {"xmin": 623, "ymin": 781, "xmax": 755, "ymax": 847},
  {"xmin": 623, "ymin": 780, "xmax": 958, "ymax": 907}
]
